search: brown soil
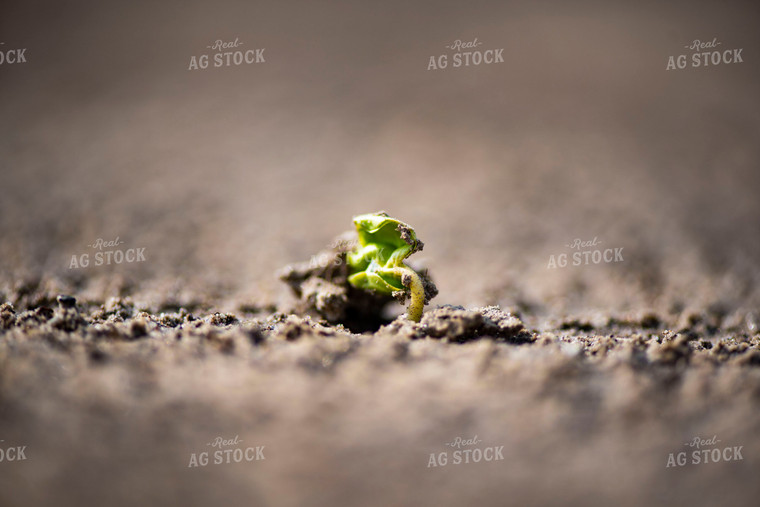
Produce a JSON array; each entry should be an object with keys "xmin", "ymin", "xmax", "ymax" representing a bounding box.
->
[
  {"xmin": 2, "ymin": 1, "xmax": 759, "ymax": 505},
  {"xmin": 1, "ymin": 280, "xmax": 759, "ymax": 507}
]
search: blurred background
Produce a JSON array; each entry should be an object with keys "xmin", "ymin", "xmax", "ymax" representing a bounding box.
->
[
  {"xmin": 2, "ymin": 2, "xmax": 760, "ymax": 506},
  {"xmin": 2, "ymin": 0, "xmax": 759, "ymax": 317}
]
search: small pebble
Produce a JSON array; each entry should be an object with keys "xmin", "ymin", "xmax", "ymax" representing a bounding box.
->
[{"xmin": 57, "ymin": 295, "xmax": 77, "ymax": 309}]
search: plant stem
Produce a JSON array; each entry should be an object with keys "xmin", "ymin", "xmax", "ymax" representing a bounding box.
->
[{"xmin": 392, "ymin": 266, "xmax": 425, "ymax": 322}]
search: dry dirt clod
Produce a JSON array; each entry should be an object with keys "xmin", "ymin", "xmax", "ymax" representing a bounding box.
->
[{"xmin": 419, "ymin": 305, "xmax": 530, "ymax": 343}]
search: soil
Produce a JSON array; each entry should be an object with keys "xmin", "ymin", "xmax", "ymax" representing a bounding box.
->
[
  {"xmin": 278, "ymin": 228, "xmax": 437, "ymax": 331},
  {"xmin": 1, "ymin": 275, "xmax": 759, "ymax": 507},
  {"xmin": 2, "ymin": 1, "xmax": 760, "ymax": 505}
]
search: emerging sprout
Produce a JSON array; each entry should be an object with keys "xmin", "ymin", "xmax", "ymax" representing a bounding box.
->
[{"xmin": 347, "ymin": 212, "xmax": 435, "ymax": 322}]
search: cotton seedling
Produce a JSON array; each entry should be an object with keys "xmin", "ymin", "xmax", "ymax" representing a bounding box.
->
[{"xmin": 346, "ymin": 212, "xmax": 434, "ymax": 322}]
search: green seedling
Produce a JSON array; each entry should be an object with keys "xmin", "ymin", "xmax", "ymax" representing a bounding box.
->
[{"xmin": 347, "ymin": 212, "xmax": 430, "ymax": 322}]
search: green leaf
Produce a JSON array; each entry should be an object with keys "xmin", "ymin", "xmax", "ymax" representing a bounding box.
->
[{"xmin": 347, "ymin": 212, "xmax": 420, "ymax": 296}]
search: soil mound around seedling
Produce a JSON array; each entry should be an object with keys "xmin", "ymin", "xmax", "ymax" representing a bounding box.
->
[{"xmin": 278, "ymin": 231, "xmax": 437, "ymax": 331}]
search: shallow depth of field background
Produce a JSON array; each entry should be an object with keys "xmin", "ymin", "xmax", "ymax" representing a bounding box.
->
[
  {"xmin": 2, "ymin": 0, "xmax": 759, "ymax": 317},
  {"xmin": 2, "ymin": 2, "xmax": 760, "ymax": 507}
]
